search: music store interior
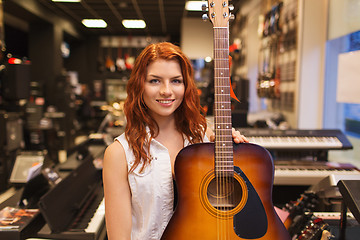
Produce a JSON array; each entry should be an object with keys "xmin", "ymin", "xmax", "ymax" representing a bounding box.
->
[{"xmin": 0, "ymin": 0, "xmax": 360, "ymax": 239}]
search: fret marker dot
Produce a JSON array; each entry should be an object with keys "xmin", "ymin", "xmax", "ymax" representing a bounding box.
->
[
  {"xmin": 217, "ymin": 126, "xmax": 220, "ymax": 128},
  {"xmin": 223, "ymin": 143, "xmax": 225, "ymax": 146}
]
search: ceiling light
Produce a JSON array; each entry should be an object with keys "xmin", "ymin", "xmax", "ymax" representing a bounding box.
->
[
  {"xmin": 52, "ymin": 0, "xmax": 81, "ymax": 2},
  {"xmin": 82, "ymin": 19, "xmax": 107, "ymax": 28},
  {"xmin": 122, "ymin": 20, "xmax": 146, "ymax": 29},
  {"xmin": 185, "ymin": 1, "xmax": 207, "ymax": 11}
]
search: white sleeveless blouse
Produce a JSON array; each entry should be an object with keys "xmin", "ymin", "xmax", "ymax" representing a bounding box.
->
[{"xmin": 115, "ymin": 132, "xmax": 208, "ymax": 240}]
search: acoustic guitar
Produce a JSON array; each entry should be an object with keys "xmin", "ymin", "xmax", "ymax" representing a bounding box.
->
[{"xmin": 161, "ymin": 1, "xmax": 290, "ymax": 239}]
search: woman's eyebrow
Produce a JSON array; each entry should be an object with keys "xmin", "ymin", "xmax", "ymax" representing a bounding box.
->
[
  {"xmin": 147, "ymin": 73, "xmax": 161, "ymax": 78},
  {"xmin": 147, "ymin": 74, "xmax": 183, "ymax": 79},
  {"xmin": 172, "ymin": 75, "xmax": 183, "ymax": 78}
]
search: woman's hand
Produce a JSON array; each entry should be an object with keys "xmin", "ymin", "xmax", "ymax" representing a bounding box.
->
[
  {"xmin": 231, "ymin": 128, "xmax": 249, "ymax": 143},
  {"xmin": 209, "ymin": 128, "xmax": 249, "ymax": 143}
]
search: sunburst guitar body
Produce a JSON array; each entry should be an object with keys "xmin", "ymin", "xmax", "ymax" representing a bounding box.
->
[
  {"xmin": 161, "ymin": 142, "xmax": 290, "ymax": 239},
  {"xmin": 161, "ymin": 1, "xmax": 290, "ymax": 239}
]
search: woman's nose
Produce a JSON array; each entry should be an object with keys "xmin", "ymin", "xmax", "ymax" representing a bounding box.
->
[{"xmin": 160, "ymin": 82, "xmax": 171, "ymax": 95}]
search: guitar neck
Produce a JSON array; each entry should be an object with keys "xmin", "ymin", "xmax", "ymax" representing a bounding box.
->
[{"xmin": 213, "ymin": 26, "xmax": 233, "ymax": 176}]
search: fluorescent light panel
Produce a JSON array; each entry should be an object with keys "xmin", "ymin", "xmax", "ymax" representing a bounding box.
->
[
  {"xmin": 52, "ymin": 0, "xmax": 81, "ymax": 2},
  {"xmin": 82, "ymin": 19, "xmax": 107, "ymax": 28},
  {"xmin": 185, "ymin": 1, "xmax": 207, "ymax": 11},
  {"xmin": 122, "ymin": 20, "xmax": 146, "ymax": 29}
]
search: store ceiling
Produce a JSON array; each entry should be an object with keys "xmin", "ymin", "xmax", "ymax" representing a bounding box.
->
[{"xmin": 35, "ymin": 0, "xmax": 241, "ymax": 42}]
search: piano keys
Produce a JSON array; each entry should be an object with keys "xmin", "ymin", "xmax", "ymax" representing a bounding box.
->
[
  {"xmin": 37, "ymin": 157, "xmax": 105, "ymax": 240},
  {"xmin": 85, "ymin": 198, "xmax": 105, "ymax": 234},
  {"xmin": 236, "ymin": 128, "xmax": 358, "ymax": 186},
  {"xmin": 248, "ymin": 135, "xmax": 343, "ymax": 149},
  {"xmin": 237, "ymin": 128, "xmax": 353, "ymax": 150},
  {"xmin": 37, "ymin": 194, "xmax": 106, "ymax": 240},
  {"xmin": 274, "ymin": 161, "xmax": 360, "ymax": 186},
  {"xmin": 67, "ymin": 186, "xmax": 105, "ymax": 233},
  {"xmin": 237, "ymin": 128, "xmax": 353, "ymax": 161}
]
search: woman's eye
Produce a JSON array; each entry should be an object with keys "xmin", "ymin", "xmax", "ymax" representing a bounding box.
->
[
  {"xmin": 172, "ymin": 79, "xmax": 183, "ymax": 84},
  {"xmin": 149, "ymin": 79, "xmax": 159, "ymax": 84}
]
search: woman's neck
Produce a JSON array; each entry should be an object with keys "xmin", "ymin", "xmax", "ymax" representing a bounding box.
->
[
  {"xmin": 153, "ymin": 115, "xmax": 185, "ymax": 153},
  {"xmin": 158, "ymin": 116, "xmax": 176, "ymax": 132}
]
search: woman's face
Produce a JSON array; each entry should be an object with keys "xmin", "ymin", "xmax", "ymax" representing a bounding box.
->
[{"xmin": 143, "ymin": 59, "xmax": 185, "ymax": 121}]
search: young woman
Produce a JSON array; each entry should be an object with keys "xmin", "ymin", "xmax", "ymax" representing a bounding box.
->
[{"xmin": 103, "ymin": 42, "xmax": 248, "ymax": 240}]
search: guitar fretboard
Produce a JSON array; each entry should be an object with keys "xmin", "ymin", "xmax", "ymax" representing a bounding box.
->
[{"xmin": 213, "ymin": 27, "xmax": 233, "ymax": 176}]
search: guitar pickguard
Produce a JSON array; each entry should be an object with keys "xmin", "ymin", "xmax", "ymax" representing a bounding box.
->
[{"xmin": 233, "ymin": 166, "xmax": 268, "ymax": 238}]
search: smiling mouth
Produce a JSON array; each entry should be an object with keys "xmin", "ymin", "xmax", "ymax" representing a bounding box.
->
[{"xmin": 157, "ymin": 99, "xmax": 175, "ymax": 104}]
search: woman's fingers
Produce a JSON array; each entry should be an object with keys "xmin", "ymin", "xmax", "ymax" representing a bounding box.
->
[{"xmin": 232, "ymin": 128, "xmax": 249, "ymax": 143}]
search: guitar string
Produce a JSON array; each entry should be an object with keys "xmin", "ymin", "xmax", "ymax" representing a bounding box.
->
[
  {"xmin": 214, "ymin": 27, "xmax": 220, "ymax": 239},
  {"xmin": 225, "ymin": 26, "xmax": 232, "ymax": 240},
  {"xmin": 215, "ymin": 27, "xmax": 221, "ymax": 240},
  {"xmin": 220, "ymin": 27, "xmax": 226, "ymax": 240},
  {"xmin": 220, "ymin": 27, "xmax": 224, "ymax": 240},
  {"xmin": 224, "ymin": 25, "xmax": 233, "ymax": 240},
  {"xmin": 215, "ymin": 26, "xmax": 233, "ymax": 239},
  {"xmin": 220, "ymin": 27, "xmax": 225, "ymax": 240},
  {"xmin": 224, "ymin": 24, "xmax": 236, "ymax": 239}
]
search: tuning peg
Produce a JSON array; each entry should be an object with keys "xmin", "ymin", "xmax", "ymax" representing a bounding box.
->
[
  {"xmin": 202, "ymin": 14, "xmax": 209, "ymax": 21},
  {"xmin": 229, "ymin": 4, "xmax": 234, "ymax": 11},
  {"xmin": 229, "ymin": 13, "xmax": 235, "ymax": 21},
  {"xmin": 202, "ymin": 4, "xmax": 207, "ymax": 11}
]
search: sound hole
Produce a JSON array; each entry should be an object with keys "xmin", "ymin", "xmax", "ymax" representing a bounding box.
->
[{"xmin": 207, "ymin": 176, "xmax": 243, "ymax": 210}]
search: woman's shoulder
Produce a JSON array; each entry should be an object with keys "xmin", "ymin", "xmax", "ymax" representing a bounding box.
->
[
  {"xmin": 113, "ymin": 133, "xmax": 130, "ymax": 148},
  {"xmin": 104, "ymin": 140, "xmax": 126, "ymax": 166},
  {"xmin": 105, "ymin": 140, "xmax": 124, "ymax": 154}
]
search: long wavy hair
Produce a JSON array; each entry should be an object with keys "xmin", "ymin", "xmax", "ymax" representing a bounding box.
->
[{"xmin": 124, "ymin": 42, "xmax": 207, "ymax": 173}]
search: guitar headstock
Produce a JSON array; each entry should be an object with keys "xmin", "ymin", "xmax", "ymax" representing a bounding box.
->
[{"xmin": 206, "ymin": 0, "xmax": 232, "ymax": 27}]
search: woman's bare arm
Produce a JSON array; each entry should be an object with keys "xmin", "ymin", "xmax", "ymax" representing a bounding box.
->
[{"xmin": 103, "ymin": 141, "xmax": 132, "ymax": 240}]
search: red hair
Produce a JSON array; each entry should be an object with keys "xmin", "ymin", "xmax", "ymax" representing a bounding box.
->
[{"xmin": 124, "ymin": 42, "xmax": 207, "ymax": 172}]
